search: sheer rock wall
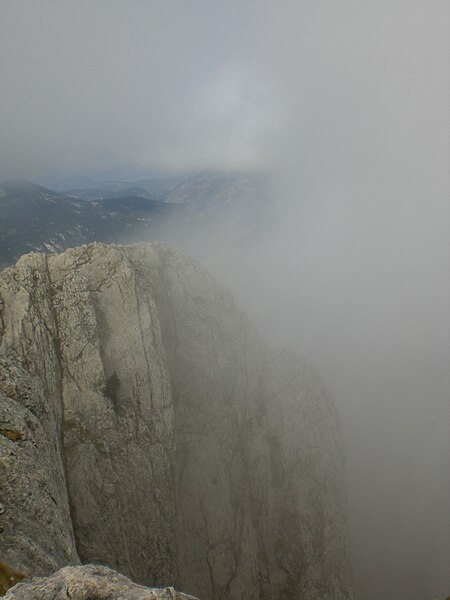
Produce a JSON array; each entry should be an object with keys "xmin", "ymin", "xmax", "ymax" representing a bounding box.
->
[{"xmin": 0, "ymin": 242, "xmax": 352, "ymax": 600}]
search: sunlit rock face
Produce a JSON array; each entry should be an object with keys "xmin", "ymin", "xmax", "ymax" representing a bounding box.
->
[{"xmin": 0, "ymin": 242, "xmax": 353, "ymax": 600}]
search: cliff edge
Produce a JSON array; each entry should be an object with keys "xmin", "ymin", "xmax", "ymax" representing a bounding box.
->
[{"xmin": 0, "ymin": 242, "xmax": 352, "ymax": 600}]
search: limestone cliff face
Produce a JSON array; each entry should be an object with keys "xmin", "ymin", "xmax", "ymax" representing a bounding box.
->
[
  {"xmin": 0, "ymin": 242, "xmax": 352, "ymax": 600},
  {"xmin": 0, "ymin": 357, "xmax": 78, "ymax": 586}
]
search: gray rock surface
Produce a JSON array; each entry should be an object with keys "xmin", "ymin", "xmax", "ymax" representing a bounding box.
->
[
  {"xmin": 0, "ymin": 356, "xmax": 78, "ymax": 590},
  {"xmin": 3, "ymin": 564, "xmax": 197, "ymax": 600},
  {"xmin": 0, "ymin": 242, "xmax": 353, "ymax": 599}
]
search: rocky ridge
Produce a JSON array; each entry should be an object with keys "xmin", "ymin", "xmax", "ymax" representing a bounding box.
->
[
  {"xmin": 0, "ymin": 242, "xmax": 352, "ymax": 599},
  {"xmin": 3, "ymin": 565, "xmax": 197, "ymax": 600}
]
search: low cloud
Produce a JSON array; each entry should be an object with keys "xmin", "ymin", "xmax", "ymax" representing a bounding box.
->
[{"xmin": 1, "ymin": 2, "xmax": 449, "ymax": 599}]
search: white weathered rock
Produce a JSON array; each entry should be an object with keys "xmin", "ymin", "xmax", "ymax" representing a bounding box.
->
[
  {"xmin": 3, "ymin": 564, "xmax": 198, "ymax": 600},
  {"xmin": 0, "ymin": 242, "xmax": 353, "ymax": 599}
]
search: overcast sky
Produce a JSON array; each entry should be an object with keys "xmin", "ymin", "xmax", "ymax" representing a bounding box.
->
[
  {"xmin": 0, "ymin": 3, "xmax": 447, "ymax": 178},
  {"xmin": 0, "ymin": 1, "xmax": 282, "ymax": 178},
  {"xmin": 1, "ymin": 3, "xmax": 449, "ymax": 600}
]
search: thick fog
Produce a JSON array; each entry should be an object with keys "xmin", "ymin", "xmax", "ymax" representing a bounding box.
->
[{"xmin": 1, "ymin": 2, "xmax": 449, "ymax": 599}]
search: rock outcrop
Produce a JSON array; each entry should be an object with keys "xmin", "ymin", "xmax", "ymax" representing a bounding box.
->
[
  {"xmin": 3, "ymin": 565, "xmax": 197, "ymax": 600},
  {"xmin": 0, "ymin": 242, "xmax": 352, "ymax": 600}
]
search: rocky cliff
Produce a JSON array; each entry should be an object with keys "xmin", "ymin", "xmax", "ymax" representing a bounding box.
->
[
  {"xmin": 0, "ymin": 242, "xmax": 352, "ymax": 600},
  {"xmin": 3, "ymin": 565, "xmax": 197, "ymax": 600}
]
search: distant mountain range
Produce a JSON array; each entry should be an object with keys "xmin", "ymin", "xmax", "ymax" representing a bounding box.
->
[{"xmin": 0, "ymin": 172, "xmax": 270, "ymax": 269}]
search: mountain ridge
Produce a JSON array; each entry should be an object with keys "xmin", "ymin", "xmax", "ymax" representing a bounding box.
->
[{"xmin": 0, "ymin": 173, "xmax": 271, "ymax": 270}]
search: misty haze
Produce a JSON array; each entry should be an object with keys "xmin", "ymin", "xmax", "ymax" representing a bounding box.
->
[{"xmin": 0, "ymin": 3, "xmax": 448, "ymax": 600}]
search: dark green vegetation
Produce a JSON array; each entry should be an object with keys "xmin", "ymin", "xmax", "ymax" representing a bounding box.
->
[
  {"xmin": 0, "ymin": 179, "xmax": 174, "ymax": 269},
  {"xmin": 0, "ymin": 173, "xmax": 270, "ymax": 269}
]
